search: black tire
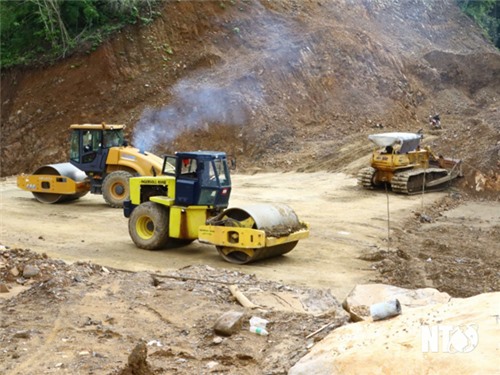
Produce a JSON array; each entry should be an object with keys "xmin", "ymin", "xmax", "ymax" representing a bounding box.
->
[
  {"xmin": 128, "ymin": 202, "xmax": 170, "ymax": 250},
  {"xmin": 102, "ymin": 171, "xmax": 133, "ymax": 208}
]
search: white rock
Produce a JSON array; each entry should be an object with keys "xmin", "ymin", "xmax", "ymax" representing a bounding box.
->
[
  {"xmin": 290, "ymin": 292, "xmax": 499, "ymax": 375},
  {"xmin": 343, "ymin": 284, "xmax": 450, "ymax": 321}
]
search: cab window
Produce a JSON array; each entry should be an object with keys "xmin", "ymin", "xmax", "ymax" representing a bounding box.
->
[
  {"xmin": 179, "ymin": 158, "xmax": 197, "ymax": 179},
  {"xmin": 214, "ymin": 158, "xmax": 230, "ymax": 186},
  {"xmin": 81, "ymin": 130, "xmax": 102, "ymax": 164},
  {"xmin": 163, "ymin": 156, "xmax": 177, "ymax": 175},
  {"xmin": 200, "ymin": 159, "xmax": 230, "ymax": 187},
  {"xmin": 69, "ymin": 131, "xmax": 80, "ymax": 162},
  {"xmin": 83, "ymin": 130, "xmax": 102, "ymax": 152},
  {"xmin": 202, "ymin": 161, "xmax": 219, "ymax": 187},
  {"xmin": 103, "ymin": 129, "xmax": 123, "ymax": 148}
]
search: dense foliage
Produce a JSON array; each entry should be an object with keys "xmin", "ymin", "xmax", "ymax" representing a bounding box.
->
[
  {"xmin": 0, "ymin": 0, "xmax": 160, "ymax": 69},
  {"xmin": 457, "ymin": 0, "xmax": 500, "ymax": 48}
]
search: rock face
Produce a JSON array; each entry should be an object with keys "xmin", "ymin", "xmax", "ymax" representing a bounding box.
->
[
  {"xmin": 289, "ymin": 292, "xmax": 499, "ymax": 375},
  {"xmin": 343, "ymin": 284, "xmax": 451, "ymax": 321}
]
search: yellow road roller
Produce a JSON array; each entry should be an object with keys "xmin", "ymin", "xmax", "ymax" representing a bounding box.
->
[
  {"xmin": 124, "ymin": 151, "xmax": 309, "ymax": 264},
  {"xmin": 17, "ymin": 123, "xmax": 163, "ymax": 207}
]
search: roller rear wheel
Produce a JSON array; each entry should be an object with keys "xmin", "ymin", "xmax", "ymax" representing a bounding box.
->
[{"xmin": 128, "ymin": 202, "xmax": 170, "ymax": 250}]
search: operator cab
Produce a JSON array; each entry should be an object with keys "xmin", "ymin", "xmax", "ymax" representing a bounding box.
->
[
  {"xmin": 162, "ymin": 151, "xmax": 231, "ymax": 208},
  {"xmin": 69, "ymin": 123, "xmax": 126, "ymax": 173}
]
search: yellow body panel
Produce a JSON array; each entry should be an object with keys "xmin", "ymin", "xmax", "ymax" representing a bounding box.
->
[
  {"xmin": 150, "ymin": 196, "xmax": 175, "ymax": 206},
  {"xmin": 197, "ymin": 224, "xmax": 310, "ymax": 249},
  {"xmin": 129, "ymin": 176, "xmax": 175, "ymax": 204},
  {"xmin": 371, "ymin": 150, "xmax": 429, "ymax": 170},
  {"xmin": 105, "ymin": 147, "xmax": 164, "ymax": 176},
  {"xmin": 16, "ymin": 174, "xmax": 89, "ymax": 195},
  {"xmin": 169, "ymin": 206, "xmax": 210, "ymax": 239},
  {"xmin": 371, "ymin": 149, "xmax": 430, "ymax": 183},
  {"xmin": 265, "ymin": 227, "xmax": 310, "ymax": 246}
]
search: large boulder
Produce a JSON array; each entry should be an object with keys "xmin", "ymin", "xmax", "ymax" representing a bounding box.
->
[
  {"xmin": 343, "ymin": 284, "xmax": 451, "ymax": 321},
  {"xmin": 289, "ymin": 292, "xmax": 499, "ymax": 375}
]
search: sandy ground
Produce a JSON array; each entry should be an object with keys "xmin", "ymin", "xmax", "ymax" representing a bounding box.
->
[{"xmin": 0, "ymin": 172, "xmax": 446, "ymax": 299}]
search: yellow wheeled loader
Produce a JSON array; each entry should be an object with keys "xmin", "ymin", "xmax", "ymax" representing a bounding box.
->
[
  {"xmin": 17, "ymin": 123, "xmax": 163, "ymax": 207},
  {"xmin": 124, "ymin": 151, "xmax": 309, "ymax": 264},
  {"xmin": 357, "ymin": 132, "xmax": 462, "ymax": 194}
]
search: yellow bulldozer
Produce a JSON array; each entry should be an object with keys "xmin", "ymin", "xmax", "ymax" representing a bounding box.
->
[
  {"xmin": 358, "ymin": 132, "xmax": 462, "ymax": 194},
  {"xmin": 124, "ymin": 151, "xmax": 309, "ymax": 264},
  {"xmin": 17, "ymin": 123, "xmax": 163, "ymax": 207}
]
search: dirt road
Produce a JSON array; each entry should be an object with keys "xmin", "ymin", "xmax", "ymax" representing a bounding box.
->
[{"xmin": 0, "ymin": 172, "xmax": 446, "ymax": 299}]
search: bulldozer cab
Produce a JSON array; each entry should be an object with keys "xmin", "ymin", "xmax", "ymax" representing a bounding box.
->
[
  {"xmin": 69, "ymin": 124, "xmax": 125, "ymax": 173},
  {"xmin": 162, "ymin": 152, "xmax": 231, "ymax": 208}
]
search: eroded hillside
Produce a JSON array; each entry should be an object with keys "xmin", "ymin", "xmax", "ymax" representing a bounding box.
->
[{"xmin": 1, "ymin": 0, "xmax": 499, "ymax": 194}]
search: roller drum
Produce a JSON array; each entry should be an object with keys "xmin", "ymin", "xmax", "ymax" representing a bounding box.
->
[
  {"xmin": 216, "ymin": 203, "xmax": 302, "ymax": 264},
  {"xmin": 32, "ymin": 163, "xmax": 88, "ymax": 203}
]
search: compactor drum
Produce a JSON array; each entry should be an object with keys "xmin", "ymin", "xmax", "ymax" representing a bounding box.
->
[
  {"xmin": 358, "ymin": 132, "xmax": 462, "ymax": 194},
  {"xmin": 17, "ymin": 163, "xmax": 89, "ymax": 203},
  {"xmin": 209, "ymin": 204, "xmax": 307, "ymax": 264},
  {"xmin": 125, "ymin": 152, "xmax": 309, "ymax": 264}
]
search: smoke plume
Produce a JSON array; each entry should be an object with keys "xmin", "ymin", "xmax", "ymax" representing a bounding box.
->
[
  {"xmin": 132, "ymin": 5, "xmax": 300, "ymax": 152},
  {"xmin": 132, "ymin": 79, "xmax": 254, "ymax": 152}
]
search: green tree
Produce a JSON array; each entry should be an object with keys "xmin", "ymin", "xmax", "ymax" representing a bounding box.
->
[
  {"xmin": 457, "ymin": 0, "xmax": 500, "ymax": 48},
  {"xmin": 0, "ymin": 0, "xmax": 160, "ymax": 69}
]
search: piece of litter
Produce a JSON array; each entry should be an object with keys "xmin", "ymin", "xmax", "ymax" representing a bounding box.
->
[{"xmin": 147, "ymin": 340, "xmax": 163, "ymax": 347}]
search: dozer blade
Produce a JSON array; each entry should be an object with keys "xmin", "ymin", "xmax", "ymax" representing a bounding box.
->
[
  {"xmin": 17, "ymin": 163, "xmax": 90, "ymax": 203},
  {"xmin": 198, "ymin": 203, "xmax": 309, "ymax": 264}
]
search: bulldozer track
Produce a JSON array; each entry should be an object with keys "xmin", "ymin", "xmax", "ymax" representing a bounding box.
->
[
  {"xmin": 391, "ymin": 168, "xmax": 450, "ymax": 195},
  {"xmin": 357, "ymin": 167, "xmax": 376, "ymax": 189}
]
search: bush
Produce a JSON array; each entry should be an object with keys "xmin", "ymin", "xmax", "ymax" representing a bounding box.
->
[
  {"xmin": 0, "ymin": 0, "xmax": 161, "ymax": 69},
  {"xmin": 456, "ymin": 0, "xmax": 500, "ymax": 48}
]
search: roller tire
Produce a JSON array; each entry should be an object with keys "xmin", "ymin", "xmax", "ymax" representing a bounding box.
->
[
  {"xmin": 128, "ymin": 202, "xmax": 170, "ymax": 250},
  {"xmin": 102, "ymin": 171, "xmax": 132, "ymax": 208}
]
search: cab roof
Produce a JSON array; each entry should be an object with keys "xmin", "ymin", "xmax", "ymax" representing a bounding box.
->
[
  {"xmin": 368, "ymin": 132, "xmax": 423, "ymax": 153},
  {"xmin": 176, "ymin": 151, "xmax": 227, "ymax": 159},
  {"xmin": 69, "ymin": 123, "xmax": 125, "ymax": 130},
  {"xmin": 368, "ymin": 132, "xmax": 422, "ymax": 147}
]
